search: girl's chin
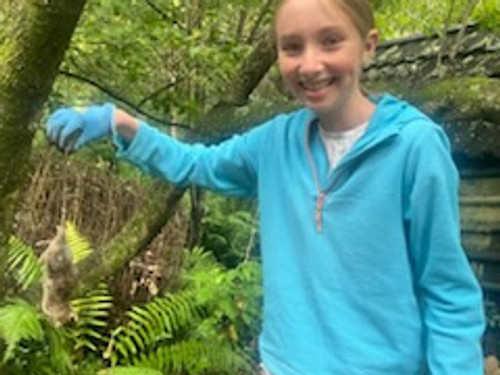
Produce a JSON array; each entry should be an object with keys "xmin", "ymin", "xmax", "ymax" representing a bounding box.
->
[
  {"xmin": 301, "ymin": 93, "xmax": 339, "ymax": 110},
  {"xmin": 303, "ymin": 98, "xmax": 344, "ymax": 117}
]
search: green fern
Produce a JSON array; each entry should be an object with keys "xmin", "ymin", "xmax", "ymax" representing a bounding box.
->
[
  {"xmin": 0, "ymin": 312, "xmax": 73, "ymax": 375},
  {"xmin": 131, "ymin": 339, "xmax": 256, "ymax": 375},
  {"xmin": 0, "ymin": 298, "xmax": 44, "ymax": 360},
  {"xmin": 44, "ymin": 323, "xmax": 73, "ymax": 375},
  {"xmin": 71, "ymin": 283, "xmax": 113, "ymax": 352},
  {"xmin": 7, "ymin": 236, "xmax": 43, "ymax": 290},
  {"xmin": 65, "ymin": 221, "xmax": 93, "ymax": 263},
  {"xmin": 97, "ymin": 366, "xmax": 163, "ymax": 375},
  {"xmin": 102, "ymin": 247, "xmax": 261, "ymax": 374},
  {"xmin": 105, "ymin": 291, "xmax": 205, "ymax": 365}
]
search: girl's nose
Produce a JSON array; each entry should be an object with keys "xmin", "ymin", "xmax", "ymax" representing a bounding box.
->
[{"xmin": 298, "ymin": 47, "xmax": 322, "ymax": 76}]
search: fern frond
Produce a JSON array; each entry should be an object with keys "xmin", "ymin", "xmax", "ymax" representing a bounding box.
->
[
  {"xmin": 97, "ymin": 366, "xmax": 163, "ymax": 375},
  {"xmin": 0, "ymin": 298, "xmax": 44, "ymax": 361},
  {"xmin": 183, "ymin": 246, "xmax": 219, "ymax": 271},
  {"xmin": 7, "ymin": 236, "xmax": 42, "ymax": 290},
  {"xmin": 106, "ymin": 292, "xmax": 205, "ymax": 365},
  {"xmin": 71, "ymin": 283, "xmax": 113, "ymax": 352},
  {"xmin": 132, "ymin": 339, "xmax": 256, "ymax": 375},
  {"xmin": 44, "ymin": 323, "xmax": 73, "ymax": 375},
  {"xmin": 65, "ymin": 221, "xmax": 93, "ymax": 263}
]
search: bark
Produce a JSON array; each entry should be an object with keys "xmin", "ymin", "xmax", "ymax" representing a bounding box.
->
[
  {"xmin": 194, "ymin": 27, "xmax": 277, "ymax": 140},
  {"xmin": 0, "ymin": 0, "xmax": 86, "ymax": 298},
  {"xmin": 215, "ymin": 27, "xmax": 276, "ymax": 108},
  {"xmin": 186, "ymin": 186, "xmax": 205, "ymax": 249}
]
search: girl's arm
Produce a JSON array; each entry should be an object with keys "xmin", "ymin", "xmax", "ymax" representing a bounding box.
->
[{"xmin": 403, "ymin": 123, "xmax": 485, "ymax": 375}]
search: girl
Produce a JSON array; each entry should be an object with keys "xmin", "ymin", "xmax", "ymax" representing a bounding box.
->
[{"xmin": 47, "ymin": 0, "xmax": 485, "ymax": 373}]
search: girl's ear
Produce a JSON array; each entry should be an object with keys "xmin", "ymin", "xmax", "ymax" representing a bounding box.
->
[{"xmin": 363, "ymin": 29, "xmax": 379, "ymax": 63}]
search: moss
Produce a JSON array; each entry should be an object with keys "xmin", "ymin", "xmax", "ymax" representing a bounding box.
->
[{"xmin": 415, "ymin": 77, "xmax": 500, "ymax": 123}]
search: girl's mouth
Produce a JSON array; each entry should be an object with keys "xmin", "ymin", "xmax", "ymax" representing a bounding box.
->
[{"xmin": 299, "ymin": 78, "xmax": 336, "ymax": 92}]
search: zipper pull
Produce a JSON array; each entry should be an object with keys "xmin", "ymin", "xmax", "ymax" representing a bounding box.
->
[{"xmin": 316, "ymin": 192, "xmax": 325, "ymax": 232}]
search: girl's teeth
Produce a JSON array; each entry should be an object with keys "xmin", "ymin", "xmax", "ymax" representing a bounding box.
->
[
  {"xmin": 303, "ymin": 81, "xmax": 329, "ymax": 90},
  {"xmin": 300, "ymin": 78, "xmax": 336, "ymax": 90}
]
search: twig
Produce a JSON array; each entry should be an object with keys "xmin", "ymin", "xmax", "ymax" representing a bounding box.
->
[{"xmin": 59, "ymin": 70, "xmax": 191, "ymax": 129}]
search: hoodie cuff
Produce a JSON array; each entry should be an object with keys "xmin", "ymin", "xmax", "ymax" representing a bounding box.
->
[{"xmin": 113, "ymin": 120, "xmax": 158, "ymax": 162}]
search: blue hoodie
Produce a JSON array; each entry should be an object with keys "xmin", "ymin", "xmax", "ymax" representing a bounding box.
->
[{"xmin": 114, "ymin": 94, "xmax": 484, "ymax": 375}]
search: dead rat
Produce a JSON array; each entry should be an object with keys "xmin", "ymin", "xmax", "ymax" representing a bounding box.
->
[{"xmin": 40, "ymin": 225, "xmax": 77, "ymax": 327}]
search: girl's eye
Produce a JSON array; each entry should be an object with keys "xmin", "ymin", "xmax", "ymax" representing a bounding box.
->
[
  {"xmin": 323, "ymin": 37, "xmax": 340, "ymax": 48},
  {"xmin": 280, "ymin": 43, "xmax": 302, "ymax": 55}
]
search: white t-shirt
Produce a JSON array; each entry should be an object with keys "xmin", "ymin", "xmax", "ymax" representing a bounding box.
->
[{"xmin": 319, "ymin": 122, "xmax": 368, "ymax": 173}]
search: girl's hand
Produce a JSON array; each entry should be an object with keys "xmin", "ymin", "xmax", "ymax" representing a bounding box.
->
[{"xmin": 46, "ymin": 103, "xmax": 114, "ymax": 152}]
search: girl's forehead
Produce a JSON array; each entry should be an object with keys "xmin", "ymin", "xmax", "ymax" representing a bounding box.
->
[
  {"xmin": 276, "ymin": 0, "xmax": 353, "ymax": 35},
  {"xmin": 278, "ymin": 0, "xmax": 344, "ymax": 17}
]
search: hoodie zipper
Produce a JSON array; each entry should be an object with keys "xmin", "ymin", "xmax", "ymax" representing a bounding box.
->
[{"xmin": 305, "ymin": 123, "xmax": 399, "ymax": 232}]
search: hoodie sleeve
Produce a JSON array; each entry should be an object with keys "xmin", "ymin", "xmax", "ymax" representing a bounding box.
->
[
  {"xmin": 112, "ymin": 120, "xmax": 271, "ymax": 197},
  {"xmin": 403, "ymin": 122, "xmax": 485, "ymax": 375}
]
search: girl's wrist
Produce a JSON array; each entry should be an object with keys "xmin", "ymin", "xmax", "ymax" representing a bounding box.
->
[{"xmin": 113, "ymin": 109, "xmax": 139, "ymax": 141}]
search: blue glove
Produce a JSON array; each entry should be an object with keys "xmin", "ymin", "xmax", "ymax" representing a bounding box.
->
[{"xmin": 46, "ymin": 103, "xmax": 114, "ymax": 152}]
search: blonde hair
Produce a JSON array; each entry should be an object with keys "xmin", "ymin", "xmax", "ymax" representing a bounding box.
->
[{"xmin": 276, "ymin": 0, "xmax": 376, "ymax": 38}]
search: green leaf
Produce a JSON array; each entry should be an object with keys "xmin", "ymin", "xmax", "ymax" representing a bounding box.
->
[
  {"xmin": 65, "ymin": 221, "xmax": 93, "ymax": 263},
  {"xmin": 7, "ymin": 236, "xmax": 42, "ymax": 290},
  {"xmin": 0, "ymin": 299, "xmax": 44, "ymax": 361},
  {"xmin": 97, "ymin": 367, "xmax": 163, "ymax": 375}
]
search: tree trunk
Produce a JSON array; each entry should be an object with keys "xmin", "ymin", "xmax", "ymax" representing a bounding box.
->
[
  {"xmin": 186, "ymin": 186, "xmax": 205, "ymax": 249},
  {"xmin": 0, "ymin": 0, "xmax": 87, "ymax": 298}
]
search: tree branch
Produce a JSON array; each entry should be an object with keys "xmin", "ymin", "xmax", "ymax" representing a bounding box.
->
[
  {"xmin": 216, "ymin": 26, "xmax": 277, "ymax": 107},
  {"xmin": 142, "ymin": 0, "xmax": 185, "ymax": 31},
  {"xmin": 59, "ymin": 70, "xmax": 191, "ymax": 129},
  {"xmin": 75, "ymin": 186, "xmax": 187, "ymax": 296},
  {"xmin": 247, "ymin": 0, "xmax": 274, "ymax": 43},
  {"xmin": 138, "ymin": 80, "xmax": 181, "ymax": 107}
]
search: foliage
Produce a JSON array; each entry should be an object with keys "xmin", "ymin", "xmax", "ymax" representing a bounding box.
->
[
  {"xmin": 0, "ymin": 299, "xmax": 73, "ymax": 375},
  {"xmin": 472, "ymin": 0, "xmax": 500, "ymax": 30},
  {"xmin": 131, "ymin": 340, "xmax": 254, "ymax": 374},
  {"xmin": 201, "ymin": 194, "xmax": 258, "ymax": 267},
  {"xmin": 98, "ymin": 367, "xmax": 163, "ymax": 375},
  {"xmin": 375, "ymin": 0, "xmax": 496, "ymax": 39},
  {"xmin": 51, "ymin": 0, "xmax": 273, "ymax": 129},
  {"xmin": 182, "ymin": 247, "xmax": 263, "ymax": 351},
  {"xmin": 66, "ymin": 221, "xmax": 94, "ymax": 263},
  {"xmin": 102, "ymin": 247, "xmax": 262, "ymax": 374},
  {"xmin": 0, "ymin": 299, "xmax": 44, "ymax": 361},
  {"xmin": 104, "ymin": 291, "xmax": 204, "ymax": 364},
  {"xmin": 71, "ymin": 285, "xmax": 114, "ymax": 353},
  {"xmin": 7, "ymin": 236, "xmax": 43, "ymax": 290}
]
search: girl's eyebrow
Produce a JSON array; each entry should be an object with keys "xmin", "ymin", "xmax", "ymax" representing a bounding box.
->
[
  {"xmin": 278, "ymin": 34, "xmax": 301, "ymax": 42},
  {"xmin": 278, "ymin": 26, "xmax": 346, "ymax": 40},
  {"xmin": 318, "ymin": 26, "xmax": 345, "ymax": 35}
]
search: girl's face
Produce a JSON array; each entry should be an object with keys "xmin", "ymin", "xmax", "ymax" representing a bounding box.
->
[{"xmin": 275, "ymin": 0, "xmax": 378, "ymax": 119}]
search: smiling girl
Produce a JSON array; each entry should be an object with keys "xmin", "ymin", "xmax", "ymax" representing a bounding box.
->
[{"xmin": 47, "ymin": 0, "xmax": 485, "ymax": 374}]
